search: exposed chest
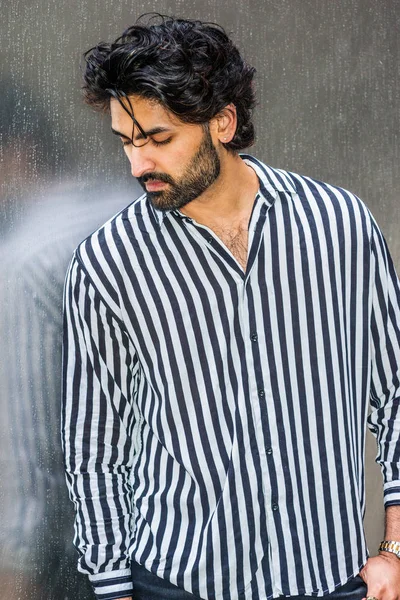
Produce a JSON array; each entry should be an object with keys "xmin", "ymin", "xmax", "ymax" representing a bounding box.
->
[{"xmin": 208, "ymin": 223, "xmax": 249, "ymax": 271}]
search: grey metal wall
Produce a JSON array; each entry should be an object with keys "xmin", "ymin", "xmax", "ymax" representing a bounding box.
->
[{"xmin": 1, "ymin": 1, "xmax": 398, "ymax": 598}]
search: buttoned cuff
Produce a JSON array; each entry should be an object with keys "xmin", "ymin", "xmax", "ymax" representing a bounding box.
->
[
  {"xmin": 383, "ymin": 481, "xmax": 400, "ymax": 507},
  {"xmin": 89, "ymin": 568, "xmax": 133, "ymax": 600}
]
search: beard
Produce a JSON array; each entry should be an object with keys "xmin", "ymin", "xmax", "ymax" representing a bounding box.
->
[{"xmin": 137, "ymin": 126, "xmax": 221, "ymax": 212}]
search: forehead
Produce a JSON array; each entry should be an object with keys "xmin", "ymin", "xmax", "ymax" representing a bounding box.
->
[{"xmin": 110, "ymin": 95, "xmax": 181, "ymax": 131}]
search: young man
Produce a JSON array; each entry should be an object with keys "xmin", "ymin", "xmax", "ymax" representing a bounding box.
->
[{"xmin": 62, "ymin": 15, "xmax": 400, "ymax": 600}]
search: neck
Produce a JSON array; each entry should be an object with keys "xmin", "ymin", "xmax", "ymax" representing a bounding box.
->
[{"xmin": 180, "ymin": 153, "xmax": 259, "ymax": 224}]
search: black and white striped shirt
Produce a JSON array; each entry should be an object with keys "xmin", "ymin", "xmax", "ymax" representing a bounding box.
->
[{"xmin": 62, "ymin": 155, "xmax": 400, "ymax": 600}]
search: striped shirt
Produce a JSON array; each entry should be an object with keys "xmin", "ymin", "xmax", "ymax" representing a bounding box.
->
[{"xmin": 62, "ymin": 155, "xmax": 400, "ymax": 600}]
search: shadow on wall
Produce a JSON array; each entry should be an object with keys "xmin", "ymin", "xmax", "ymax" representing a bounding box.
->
[
  {"xmin": 0, "ymin": 75, "xmax": 66, "ymax": 238},
  {"xmin": 0, "ymin": 181, "xmax": 140, "ymax": 600},
  {"xmin": 0, "ymin": 74, "xmax": 140, "ymax": 598}
]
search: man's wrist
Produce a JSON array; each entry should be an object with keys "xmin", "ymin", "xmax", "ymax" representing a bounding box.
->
[{"xmin": 379, "ymin": 539, "xmax": 400, "ymax": 559}]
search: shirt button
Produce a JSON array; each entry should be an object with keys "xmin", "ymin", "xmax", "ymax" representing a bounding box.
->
[
  {"xmin": 251, "ymin": 333, "xmax": 258, "ymax": 342},
  {"xmin": 258, "ymin": 388, "xmax": 265, "ymax": 398},
  {"xmin": 266, "ymin": 447, "xmax": 273, "ymax": 455},
  {"xmin": 272, "ymin": 503, "xmax": 279, "ymax": 512},
  {"xmin": 207, "ymin": 236, "xmax": 213, "ymax": 244}
]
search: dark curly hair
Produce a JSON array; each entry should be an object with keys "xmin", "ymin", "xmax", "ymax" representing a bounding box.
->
[{"xmin": 83, "ymin": 14, "xmax": 256, "ymax": 152}]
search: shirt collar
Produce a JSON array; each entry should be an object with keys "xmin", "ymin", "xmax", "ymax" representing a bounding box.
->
[{"xmin": 147, "ymin": 154, "xmax": 297, "ymax": 228}]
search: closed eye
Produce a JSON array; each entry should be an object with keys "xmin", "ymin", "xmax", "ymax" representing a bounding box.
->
[
  {"xmin": 152, "ymin": 137, "xmax": 172, "ymax": 147},
  {"xmin": 121, "ymin": 137, "xmax": 172, "ymax": 147}
]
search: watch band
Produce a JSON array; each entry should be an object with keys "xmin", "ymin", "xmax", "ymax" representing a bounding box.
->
[{"xmin": 379, "ymin": 540, "xmax": 400, "ymax": 558}]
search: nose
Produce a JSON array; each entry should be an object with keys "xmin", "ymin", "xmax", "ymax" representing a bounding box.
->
[{"xmin": 126, "ymin": 145, "xmax": 156, "ymax": 178}]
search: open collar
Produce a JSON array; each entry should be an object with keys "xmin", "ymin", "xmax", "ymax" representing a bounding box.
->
[{"xmin": 147, "ymin": 154, "xmax": 297, "ymax": 229}]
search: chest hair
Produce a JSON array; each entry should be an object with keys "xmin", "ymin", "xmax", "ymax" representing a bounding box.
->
[{"xmin": 211, "ymin": 223, "xmax": 249, "ymax": 271}]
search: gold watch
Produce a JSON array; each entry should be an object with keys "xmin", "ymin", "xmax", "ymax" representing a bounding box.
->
[{"xmin": 379, "ymin": 540, "xmax": 400, "ymax": 558}]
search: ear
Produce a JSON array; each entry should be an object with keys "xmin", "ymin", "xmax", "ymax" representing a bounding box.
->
[{"xmin": 210, "ymin": 103, "xmax": 237, "ymax": 144}]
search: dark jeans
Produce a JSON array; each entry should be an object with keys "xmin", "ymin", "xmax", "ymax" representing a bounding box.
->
[
  {"xmin": 131, "ymin": 562, "xmax": 367, "ymax": 600},
  {"xmin": 289, "ymin": 575, "xmax": 367, "ymax": 600},
  {"xmin": 131, "ymin": 562, "xmax": 201, "ymax": 599}
]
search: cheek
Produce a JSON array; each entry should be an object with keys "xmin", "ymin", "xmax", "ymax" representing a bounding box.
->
[
  {"xmin": 155, "ymin": 152, "xmax": 184, "ymax": 177},
  {"xmin": 168, "ymin": 141, "xmax": 199, "ymax": 174},
  {"xmin": 154, "ymin": 130, "xmax": 204, "ymax": 176}
]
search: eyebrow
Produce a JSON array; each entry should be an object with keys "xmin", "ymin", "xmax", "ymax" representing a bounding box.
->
[{"xmin": 111, "ymin": 126, "xmax": 172, "ymax": 141}]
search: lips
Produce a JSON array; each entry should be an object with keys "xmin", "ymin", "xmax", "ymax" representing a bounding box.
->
[{"xmin": 145, "ymin": 180, "xmax": 167, "ymax": 192}]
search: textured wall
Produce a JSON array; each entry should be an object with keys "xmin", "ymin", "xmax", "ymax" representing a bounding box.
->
[{"xmin": 1, "ymin": 1, "xmax": 398, "ymax": 598}]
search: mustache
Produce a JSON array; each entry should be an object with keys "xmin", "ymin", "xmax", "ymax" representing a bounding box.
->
[{"xmin": 138, "ymin": 172, "xmax": 175, "ymax": 187}]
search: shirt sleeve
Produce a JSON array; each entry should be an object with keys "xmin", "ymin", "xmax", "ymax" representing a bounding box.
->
[
  {"xmin": 367, "ymin": 219, "xmax": 400, "ymax": 507},
  {"xmin": 61, "ymin": 254, "xmax": 137, "ymax": 599}
]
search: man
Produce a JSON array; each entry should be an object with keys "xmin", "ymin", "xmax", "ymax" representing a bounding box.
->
[{"xmin": 62, "ymin": 15, "xmax": 400, "ymax": 600}]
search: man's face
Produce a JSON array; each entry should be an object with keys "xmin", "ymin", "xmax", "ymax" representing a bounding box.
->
[{"xmin": 110, "ymin": 95, "xmax": 221, "ymax": 211}]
